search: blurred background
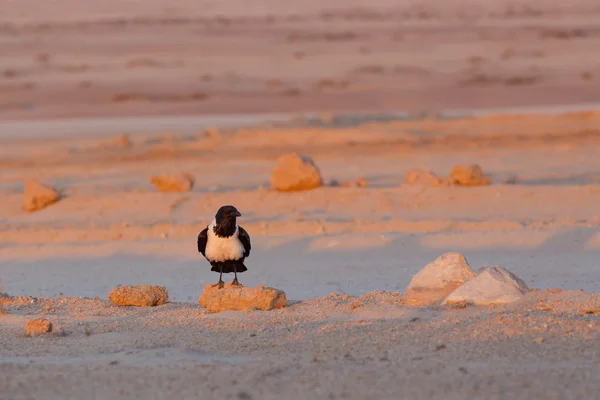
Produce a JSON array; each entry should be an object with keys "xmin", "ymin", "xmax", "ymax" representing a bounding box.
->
[{"xmin": 2, "ymin": 0, "xmax": 599, "ymax": 120}]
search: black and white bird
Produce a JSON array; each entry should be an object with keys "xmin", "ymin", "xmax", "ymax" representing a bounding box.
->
[{"xmin": 197, "ymin": 205, "xmax": 251, "ymax": 289}]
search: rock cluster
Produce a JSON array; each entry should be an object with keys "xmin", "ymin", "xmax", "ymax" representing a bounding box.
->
[
  {"xmin": 405, "ymin": 164, "xmax": 491, "ymax": 187},
  {"xmin": 404, "ymin": 253, "xmax": 529, "ymax": 306}
]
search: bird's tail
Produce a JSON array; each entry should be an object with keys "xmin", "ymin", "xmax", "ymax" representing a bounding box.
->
[{"xmin": 210, "ymin": 260, "xmax": 247, "ymax": 273}]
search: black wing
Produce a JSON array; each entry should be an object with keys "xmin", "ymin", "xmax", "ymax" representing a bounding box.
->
[
  {"xmin": 197, "ymin": 227, "xmax": 208, "ymax": 256},
  {"xmin": 238, "ymin": 226, "xmax": 251, "ymax": 258}
]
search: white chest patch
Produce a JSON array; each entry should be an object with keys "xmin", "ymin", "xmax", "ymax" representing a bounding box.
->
[{"xmin": 204, "ymin": 221, "xmax": 245, "ymax": 262}]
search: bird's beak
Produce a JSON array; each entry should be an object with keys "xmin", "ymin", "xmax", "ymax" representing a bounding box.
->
[{"xmin": 235, "ymin": 210, "xmax": 242, "ymax": 217}]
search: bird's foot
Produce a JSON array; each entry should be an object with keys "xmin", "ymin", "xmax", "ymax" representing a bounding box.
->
[
  {"xmin": 231, "ymin": 278, "xmax": 243, "ymax": 288},
  {"xmin": 212, "ymin": 280, "xmax": 225, "ymax": 289}
]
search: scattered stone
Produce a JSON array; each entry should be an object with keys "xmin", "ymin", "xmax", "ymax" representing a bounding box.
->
[
  {"xmin": 108, "ymin": 285, "xmax": 169, "ymax": 307},
  {"xmin": 580, "ymin": 309, "xmax": 600, "ymax": 315},
  {"xmin": 270, "ymin": 153, "xmax": 323, "ymax": 192},
  {"xmin": 24, "ymin": 318, "xmax": 53, "ymax": 337},
  {"xmin": 97, "ymin": 134, "xmax": 132, "ymax": 149},
  {"xmin": 447, "ymin": 299, "xmax": 468, "ymax": 309},
  {"xmin": 150, "ymin": 172, "xmax": 195, "ymax": 192},
  {"xmin": 404, "ymin": 252, "xmax": 477, "ymax": 306},
  {"xmin": 449, "ymin": 164, "xmax": 492, "ymax": 186},
  {"xmin": 198, "ymin": 283, "xmax": 287, "ymax": 313},
  {"xmin": 346, "ymin": 177, "xmax": 368, "ymax": 188},
  {"xmin": 329, "ymin": 177, "xmax": 368, "ymax": 188},
  {"xmin": 404, "ymin": 169, "xmax": 450, "ymax": 187},
  {"xmin": 206, "ymin": 127, "xmax": 220, "ymax": 139},
  {"xmin": 117, "ymin": 134, "xmax": 132, "ymax": 147},
  {"xmin": 23, "ymin": 179, "xmax": 60, "ymax": 212},
  {"xmin": 0, "ymin": 281, "xmax": 5, "ymax": 315},
  {"xmin": 443, "ymin": 266, "xmax": 529, "ymax": 306}
]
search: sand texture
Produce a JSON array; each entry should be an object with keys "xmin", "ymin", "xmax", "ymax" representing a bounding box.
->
[{"xmin": 2, "ymin": 289, "xmax": 600, "ymax": 400}]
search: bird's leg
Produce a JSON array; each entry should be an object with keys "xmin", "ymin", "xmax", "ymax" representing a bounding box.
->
[
  {"xmin": 232, "ymin": 265, "xmax": 242, "ymax": 287},
  {"xmin": 212, "ymin": 265, "xmax": 224, "ymax": 289}
]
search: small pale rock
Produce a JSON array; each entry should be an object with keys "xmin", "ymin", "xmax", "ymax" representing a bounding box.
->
[
  {"xmin": 198, "ymin": 283, "xmax": 287, "ymax": 313},
  {"xmin": 23, "ymin": 179, "xmax": 60, "ymax": 212},
  {"xmin": 270, "ymin": 153, "xmax": 322, "ymax": 192},
  {"xmin": 404, "ymin": 252, "xmax": 477, "ymax": 306},
  {"xmin": 108, "ymin": 285, "xmax": 169, "ymax": 307},
  {"xmin": 341, "ymin": 177, "xmax": 368, "ymax": 188},
  {"xmin": 24, "ymin": 318, "xmax": 53, "ymax": 337},
  {"xmin": 97, "ymin": 134, "xmax": 132, "ymax": 149},
  {"xmin": 449, "ymin": 164, "xmax": 491, "ymax": 186},
  {"xmin": 353, "ymin": 177, "xmax": 368, "ymax": 187},
  {"xmin": 206, "ymin": 127, "xmax": 220, "ymax": 139},
  {"xmin": 117, "ymin": 134, "xmax": 132, "ymax": 147},
  {"xmin": 404, "ymin": 169, "xmax": 450, "ymax": 187},
  {"xmin": 150, "ymin": 172, "xmax": 195, "ymax": 192},
  {"xmin": 442, "ymin": 266, "xmax": 529, "ymax": 306}
]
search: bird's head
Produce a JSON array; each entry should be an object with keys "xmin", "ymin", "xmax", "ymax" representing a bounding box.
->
[{"xmin": 215, "ymin": 205, "xmax": 242, "ymax": 225}]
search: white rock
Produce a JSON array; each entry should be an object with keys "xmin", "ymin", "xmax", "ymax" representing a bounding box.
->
[
  {"xmin": 443, "ymin": 265, "xmax": 529, "ymax": 306},
  {"xmin": 404, "ymin": 252, "xmax": 477, "ymax": 305},
  {"xmin": 407, "ymin": 252, "xmax": 476, "ymax": 290}
]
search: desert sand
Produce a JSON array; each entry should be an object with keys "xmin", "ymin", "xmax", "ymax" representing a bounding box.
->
[{"xmin": 2, "ymin": 0, "xmax": 600, "ymax": 399}]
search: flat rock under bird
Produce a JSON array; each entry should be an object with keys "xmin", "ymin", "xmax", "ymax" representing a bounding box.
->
[{"xmin": 197, "ymin": 205, "xmax": 251, "ymax": 289}]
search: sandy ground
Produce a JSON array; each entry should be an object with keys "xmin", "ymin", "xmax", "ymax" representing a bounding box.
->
[
  {"xmin": 2, "ymin": 0, "xmax": 600, "ymax": 399},
  {"xmin": 1, "ymin": 290, "xmax": 600, "ymax": 400},
  {"xmin": 2, "ymin": 109, "xmax": 600, "ymax": 399}
]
